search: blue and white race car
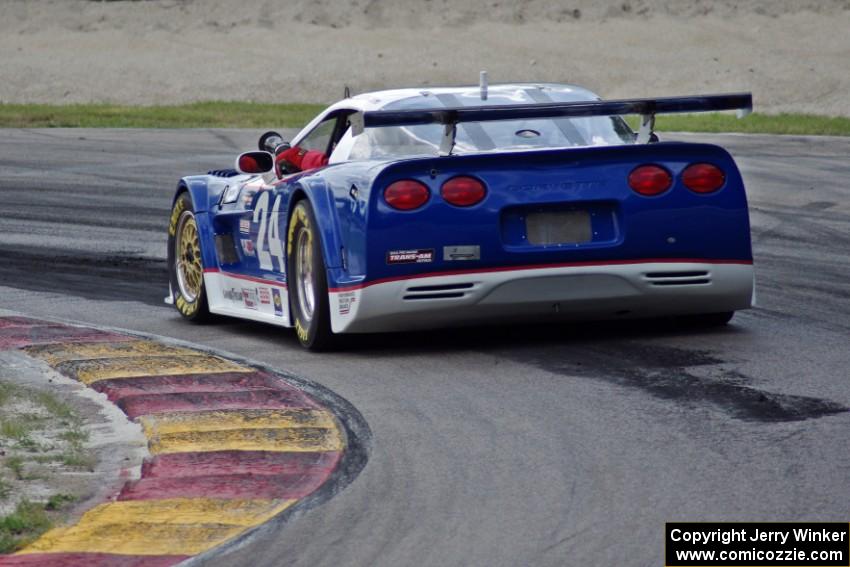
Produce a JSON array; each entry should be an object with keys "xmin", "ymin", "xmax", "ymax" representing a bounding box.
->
[{"xmin": 167, "ymin": 82, "xmax": 755, "ymax": 349}]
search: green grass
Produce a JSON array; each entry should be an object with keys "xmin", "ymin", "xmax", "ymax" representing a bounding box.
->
[
  {"xmin": 0, "ymin": 420, "xmax": 33, "ymax": 445},
  {"xmin": 59, "ymin": 450, "xmax": 96, "ymax": 471},
  {"xmin": 0, "ymin": 383, "xmax": 17, "ymax": 406},
  {"xmin": 0, "ymin": 103, "xmax": 848, "ymax": 135},
  {"xmin": 58, "ymin": 426, "xmax": 94, "ymax": 471},
  {"xmin": 630, "ymin": 112, "xmax": 850, "ymax": 136},
  {"xmin": 44, "ymin": 494, "xmax": 75, "ymax": 512},
  {"xmin": 5, "ymin": 456, "xmax": 25, "ymax": 481},
  {"xmin": 0, "ymin": 101, "xmax": 323, "ymax": 128},
  {"xmin": 0, "ymin": 499, "xmax": 56, "ymax": 553},
  {"xmin": 32, "ymin": 392, "xmax": 74, "ymax": 421}
]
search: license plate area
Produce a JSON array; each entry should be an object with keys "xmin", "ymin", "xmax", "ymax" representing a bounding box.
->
[
  {"xmin": 526, "ymin": 210, "xmax": 592, "ymax": 245},
  {"xmin": 501, "ymin": 201, "xmax": 619, "ymax": 249}
]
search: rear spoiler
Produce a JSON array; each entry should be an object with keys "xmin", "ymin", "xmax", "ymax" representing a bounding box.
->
[{"xmin": 349, "ymin": 92, "xmax": 753, "ymax": 154}]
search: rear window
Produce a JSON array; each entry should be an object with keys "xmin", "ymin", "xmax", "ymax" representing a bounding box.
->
[{"xmin": 349, "ymin": 87, "xmax": 636, "ymax": 160}]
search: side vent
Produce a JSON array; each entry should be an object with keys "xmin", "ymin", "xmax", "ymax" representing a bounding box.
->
[
  {"xmin": 403, "ymin": 282, "xmax": 475, "ymax": 301},
  {"xmin": 644, "ymin": 271, "xmax": 711, "ymax": 286},
  {"xmin": 215, "ymin": 234, "xmax": 240, "ymax": 264}
]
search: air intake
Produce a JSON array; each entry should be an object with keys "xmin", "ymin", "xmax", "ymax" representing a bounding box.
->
[
  {"xmin": 644, "ymin": 271, "xmax": 711, "ymax": 286},
  {"xmin": 403, "ymin": 282, "xmax": 474, "ymax": 300},
  {"xmin": 208, "ymin": 169, "xmax": 239, "ymax": 178}
]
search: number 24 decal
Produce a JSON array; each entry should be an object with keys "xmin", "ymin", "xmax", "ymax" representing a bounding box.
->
[{"xmin": 252, "ymin": 192, "xmax": 286, "ymax": 272}]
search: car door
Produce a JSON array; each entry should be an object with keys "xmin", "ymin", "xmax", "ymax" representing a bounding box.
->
[{"xmin": 264, "ymin": 113, "xmax": 348, "ymax": 275}]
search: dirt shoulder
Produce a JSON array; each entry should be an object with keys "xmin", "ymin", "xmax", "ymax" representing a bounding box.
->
[
  {"xmin": 0, "ymin": 1, "xmax": 848, "ymax": 115},
  {"xmin": 0, "ymin": 350, "xmax": 146, "ymax": 552}
]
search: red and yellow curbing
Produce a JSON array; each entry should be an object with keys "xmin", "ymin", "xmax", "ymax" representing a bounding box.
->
[{"xmin": 0, "ymin": 316, "xmax": 350, "ymax": 566}]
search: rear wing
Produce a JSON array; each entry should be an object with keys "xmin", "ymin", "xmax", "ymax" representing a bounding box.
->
[{"xmin": 349, "ymin": 92, "xmax": 753, "ymax": 154}]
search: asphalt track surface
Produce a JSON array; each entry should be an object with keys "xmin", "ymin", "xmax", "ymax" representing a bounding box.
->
[{"xmin": 1, "ymin": 129, "xmax": 849, "ymax": 566}]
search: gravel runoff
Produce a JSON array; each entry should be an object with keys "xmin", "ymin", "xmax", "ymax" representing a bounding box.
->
[{"xmin": 1, "ymin": 0, "xmax": 849, "ymax": 115}]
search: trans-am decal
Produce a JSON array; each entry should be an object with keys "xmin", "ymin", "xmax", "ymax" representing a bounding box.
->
[{"xmin": 387, "ymin": 249, "xmax": 434, "ymax": 264}]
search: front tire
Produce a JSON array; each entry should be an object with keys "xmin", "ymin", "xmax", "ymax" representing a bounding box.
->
[
  {"xmin": 168, "ymin": 192, "xmax": 212, "ymax": 322},
  {"xmin": 287, "ymin": 199, "xmax": 335, "ymax": 350}
]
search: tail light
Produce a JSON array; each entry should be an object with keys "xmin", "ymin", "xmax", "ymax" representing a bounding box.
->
[
  {"xmin": 682, "ymin": 163, "xmax": 726, "ymax": 193},
  {"xmin": 441, "ymin": 176, "xmax": 487, "ymax": 207},
  {"xmin": 628, "ymin": 165, "xmax": 672, "ymax": 196},
  {"xmin": 384, "ymin": 180, "xmax": 430, "ymax": 210}
]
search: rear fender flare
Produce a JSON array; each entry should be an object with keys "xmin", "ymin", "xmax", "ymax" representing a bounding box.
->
[{"xmin": 286, "ymin": 181, "xmax": 343, "ymax": 271}]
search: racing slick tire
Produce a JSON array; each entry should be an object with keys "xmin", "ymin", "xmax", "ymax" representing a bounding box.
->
[
  {"xmin": 287, "ymin": 199, "xmax": 335, "ymax": 351},
  {"xmin": 168, "ymin": 192, "xmax": 213, "ymax": 322}
]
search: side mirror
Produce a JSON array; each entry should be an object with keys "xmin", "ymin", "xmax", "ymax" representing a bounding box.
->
[
  {"xmin": 235, "ymin": 151, "xmax": 274, "ymax": 175},
  {"xmin": 258, "ymin": 131, "xmax": 286, "ymax": 153}
]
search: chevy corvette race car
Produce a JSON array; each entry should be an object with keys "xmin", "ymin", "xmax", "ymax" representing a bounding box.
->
[{"xmin": 167, "ymin": 82, "xmax": 755, "ymax": 349}]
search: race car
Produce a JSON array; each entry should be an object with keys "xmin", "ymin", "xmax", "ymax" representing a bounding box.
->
[{"xmin": 167, "ymin": 82, "xmax": 755, "ymax": 350}]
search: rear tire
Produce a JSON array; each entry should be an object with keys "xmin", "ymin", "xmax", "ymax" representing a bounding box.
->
[
  {"xmin": 168, "ymin": 192, "xmax": 212, "ymax": 322},
  {"xmin": 287, "ymin": 199, "xmax": 335, "ymax": 350}
]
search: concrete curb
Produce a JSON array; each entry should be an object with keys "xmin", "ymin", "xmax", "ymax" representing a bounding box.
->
[{"xmin": 0, "ymin": 312, "xmax": 371, "ymax": 566}]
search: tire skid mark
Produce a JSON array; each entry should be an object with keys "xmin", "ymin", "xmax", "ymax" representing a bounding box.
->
[
  {"xmin": 0, "ymin": 250, "xmax": 168, "ymax": 306},
  {"xmin": 507, "ymin": 342, "xmax": 848, "ymax": 422},
  {"xmin": 0, "ymin": 315, "xmax": 362, "ymax": 565}
]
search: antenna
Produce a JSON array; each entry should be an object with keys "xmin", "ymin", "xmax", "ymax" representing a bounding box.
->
[
  {"xmin": 344, "ymin": 85, "xmax": 351, "ymax": 99},
  {"xmin": 479, "ymin": 70, "xmax": 488, "ymax": 101}
]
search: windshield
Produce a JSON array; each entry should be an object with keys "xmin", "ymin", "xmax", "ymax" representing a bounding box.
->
[{"xmin": 349, "ymin": 86, "xmax": 636, "ymax": 160}]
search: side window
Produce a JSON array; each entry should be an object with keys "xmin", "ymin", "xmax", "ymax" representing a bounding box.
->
[{"xmin": 299, "ymin": 119, "xmax": 337, "ymax": 154}]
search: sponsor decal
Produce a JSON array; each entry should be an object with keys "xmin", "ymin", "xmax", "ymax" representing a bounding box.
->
[
  {"xmin": 272, "ymin": 288, "xmax": 284, "ymax": 317},
  {"xmin": 386, "ymin": 249, "xmax": 434, "ymax": 265},
  {"xmin": 258, "ymin": 287, "xmax": 271, "ymax": 305},
  {"xmin": 241, "ymin": 288, "xmax": 259, "ymax": 310},
  {"xmin": 239, "ymin": 218, "xmax": 251, "ymax": 234},
  {"xmin": 295, "ymin": 318, "xmax": 308, "ymax": 342},
  {"xmin": 222, "ymin": 287, "xmax": 241, "ymax": 303},
  {"xmin": 444, "ymin": 245, "xmax": 481, "ymax": 261},
  {"xmin": 240, "ymin": 238, "xmax": 256, "ymax": 257},
  {"xmin": 338, "ymin": 291, "xmax": 357, "ymax": 316}
]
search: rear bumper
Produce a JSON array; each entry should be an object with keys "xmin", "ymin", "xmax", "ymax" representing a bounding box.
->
[{"xmin": 329, "ymin": 260, "xmax": 754, "ymax": 333}]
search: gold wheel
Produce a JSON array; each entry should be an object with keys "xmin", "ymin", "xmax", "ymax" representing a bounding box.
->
[{"xmin": 174, "ymin": 210, "xmax": 203, "ymax": 303}]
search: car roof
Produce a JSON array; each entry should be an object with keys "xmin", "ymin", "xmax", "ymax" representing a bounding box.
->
[
  {"xmin": 292, "ymin": 83, "xmax": 602, "ymax": 146},
  {"xmin": 332, "ymin": 83, "xmax": 600, "ymax": 113}
]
